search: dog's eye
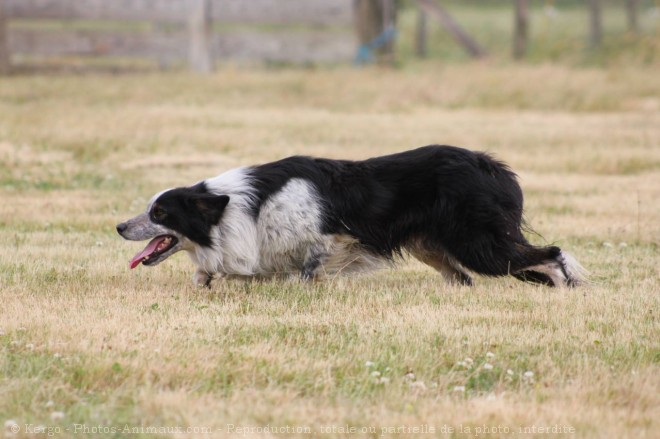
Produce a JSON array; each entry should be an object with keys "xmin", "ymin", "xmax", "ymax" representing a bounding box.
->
[{"xmin": 152, "ymin": 206, "xmax": 167, "ymax": 221}]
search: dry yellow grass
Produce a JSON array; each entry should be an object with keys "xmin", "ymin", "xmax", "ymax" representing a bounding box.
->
[{"xmin": 1, "ymin": 63, "xmax": 659, "ymax": 438}]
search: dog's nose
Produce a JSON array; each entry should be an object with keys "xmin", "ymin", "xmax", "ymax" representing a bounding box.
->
[{"xmin": 116, "ymin": 222, "xmax": 128, "ymax": 235}]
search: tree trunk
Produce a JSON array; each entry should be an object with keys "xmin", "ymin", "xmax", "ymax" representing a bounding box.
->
[
  {"xmin": 588, "ymin": 0, "xmax": 602, "ymax": 49},
  {"xmin": 415, "ymin": 9, "xmax": 428, "ymax": 58},
  {"xmin": 381, "ymin": 0, "xmax": 395, "ymax": 64},
  {"xmin": 188, "ymin": 0, "xmax": 213, "ymax": 73},
  {"xmin": 0, "ymin": 0, "xmax": 10, "ymax": 75},
  {"xmin": 625, "ymin": 0, "xmax": 639, "ymax": 34},
  {"xmin": 513, "ymin": 0, "xmax": 528, "ymax": 60}
]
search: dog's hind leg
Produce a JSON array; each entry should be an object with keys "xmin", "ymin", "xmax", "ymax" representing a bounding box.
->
[
  {"xmin": 512, "ymin": 270, "xmax": 554, "ymax": 286},
  {"xmin": 461, "ymin": 241, "xmax": 586, "ymax": 288},
  {"xmin": 409, "ymin": 245, "xmax": 473, "ymax": 286},
  {"xmin": 514, "ymin": 261, "xmax": 565, "ymax": 287},
  {"xmin": 443, "ymin": 234, "xmax": 586, "ymax": 288},
  {"xmin": 513, "ymin": 247, "xmax": 587, "ymax": 288}
]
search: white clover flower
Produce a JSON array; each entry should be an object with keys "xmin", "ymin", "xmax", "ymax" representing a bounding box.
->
[
  {"xmin": 17, "ymin": 327, "xmax": 26, "ymax": 332},
  {"xmin": 404, "ymin": 372, "xmax": 415, "ymax": 380},
  {"xmin": 464, "ymin": 357, "xmax": 474, "ymax": 364},
  {"xmin": 524, "ymin": 371, "xmax": 534, "ymax": 378},
  {"xmin": 378, "ymin": 377, "xmax": 390, "ymax": 384},
  {"xmin": 45, "ymin": 400, "xmax": 55, "ymax": 408},
  {"xmin": 10, "ymin": 341, "xmax": 20, "ymax": 347},
  {"xmin": 370, "ymin": 370, "xmax": 381, "ymax": 377},
  {"xmin": 483, "ymin": 363, "xmax": 494, "ymax": 370},
  {"xmin": 5, "ymin": 420, "xmax": 19, "ymax": 430},
  {"xmin": 453, "ymin": 386, "xmax": 466, "ymax": 393},
  {"xmin": 53, "ymin": 353, "xmax": 61, "ymax": 359},
  {"xmin": 456, "ymin": 361, "xmax": 467, "ymax": 368},
  {"xmin": 486, "ymin": 352, "xmax": 495, "ymax": 359},
  {"xmin": 25, "ymin": 343, "xmax": 34, "ymax": 351},
  {"xmin": 365, "ymin": 361, "xmax": 375, "ymax": 367},
  {"xmin": 50, "ymin": 412, "xmax": 65, "ymax": 421},
  {"xmin": 506, "ymin": 369, "xmax": 514, "ymax": 376}
]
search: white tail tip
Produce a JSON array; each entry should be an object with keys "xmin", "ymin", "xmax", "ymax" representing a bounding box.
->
[{"xmin": 559, "ymin": 251, "xmax": 589, "ymax": 287}]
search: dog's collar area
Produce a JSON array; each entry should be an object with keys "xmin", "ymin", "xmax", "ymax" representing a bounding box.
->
[{"xmin": 129, "ymin": 235, "xmax": 178, "ymax": 269}]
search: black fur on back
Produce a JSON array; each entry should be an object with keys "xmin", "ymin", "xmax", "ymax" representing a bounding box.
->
[{"xmin": 250, "ymin": 145, "xmax": 543, "ymax": 276}]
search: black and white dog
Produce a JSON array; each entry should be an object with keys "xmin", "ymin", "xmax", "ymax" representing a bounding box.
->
[{"xmin": 117, "ymin": 145, "xmax": 585, "ymax": 288}]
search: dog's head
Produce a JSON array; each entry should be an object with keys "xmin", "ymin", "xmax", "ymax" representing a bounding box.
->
[{"xmin": 117, "ymin": 184, "xmax": 229, "ymax": 269}]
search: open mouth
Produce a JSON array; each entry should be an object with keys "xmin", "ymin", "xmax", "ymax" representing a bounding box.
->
[{"xmin": 129, "ymin": 235, "xmax": 178, "ymax": 269}]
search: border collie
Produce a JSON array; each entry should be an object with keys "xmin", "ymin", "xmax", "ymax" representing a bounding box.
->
[{"xmin": 117, "ymin": 145, "xmax": 586, "ymax": 288}]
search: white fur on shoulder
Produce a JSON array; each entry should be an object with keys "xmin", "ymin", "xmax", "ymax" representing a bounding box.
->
[{"xmin": 191, "ymin": 167, "xmax": 260, "ymax": 276}]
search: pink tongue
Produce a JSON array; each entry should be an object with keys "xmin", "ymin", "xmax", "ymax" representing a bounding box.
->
[{"xmin": 129, "ymin": 236, "xmax": 166, "ymax": 269}]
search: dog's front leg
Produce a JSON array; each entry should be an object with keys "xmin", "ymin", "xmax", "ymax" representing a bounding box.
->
[
  {"xmin": 301, "ymin": 259, "xmax": 320, "ymax": 281},
  {"xmin": 193, "ymin": 269, "xmax": 213, "ymax": 288},
  {"xmin": 301, "ymin": 246, "xmax": 328, "ymax": 281}
]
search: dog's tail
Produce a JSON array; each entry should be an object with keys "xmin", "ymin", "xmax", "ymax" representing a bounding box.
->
[
  {"xmin": 557, "ymin": 249, "xmax": 589, "ymax": 287},
  {"xmin": 513, "ymin": 245, "xmax": 588, "ymax": 288}
]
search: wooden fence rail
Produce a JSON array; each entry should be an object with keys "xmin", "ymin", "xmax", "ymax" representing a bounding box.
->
[
  {"xmin": 0, "ymin": 0, "xmax": 354, "ymax": 72},
  {"xmin": 4, "ymin": 0, "xmax": 352, "ymax": 25}
]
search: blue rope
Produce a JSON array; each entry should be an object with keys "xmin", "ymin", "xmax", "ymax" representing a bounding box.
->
[{"xmin": 355, "ymin": 27, "xmax": 397, "ymax": 64}]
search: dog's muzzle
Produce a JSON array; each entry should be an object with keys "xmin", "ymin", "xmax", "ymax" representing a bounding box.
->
[{"xmin": 117, "ymin": 213, "xmax": 182, "ymax": 269}]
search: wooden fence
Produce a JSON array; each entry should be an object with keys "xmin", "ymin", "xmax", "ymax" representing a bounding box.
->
[{"xmin": 0, "ymin": 0, "xmax": 355, "ymax": 72}]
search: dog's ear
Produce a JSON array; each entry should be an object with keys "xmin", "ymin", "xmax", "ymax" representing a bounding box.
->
[{"xmin": 192, "ymin": 194, "xmax": 230, "ymax": 225}]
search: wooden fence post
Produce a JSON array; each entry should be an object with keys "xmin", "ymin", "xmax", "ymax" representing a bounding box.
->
[
  {"xmin": 625, "ymin": 0, "xmax": 639, "ymax": 34},
  {"xmin": 354, "ymin": 0, "xmax": 381, "ymax": 53},
  {"xmin": 513, "ymin": 0, "xmax": 528, "ymax": 60},
  {"xmin": 155, "ymin": 22, "xmax": 171, "ymax": 70},
  {"xmin": 381, "ymin": 0, "xmax": 396, "ymax": 65},
  {"xmin": 588, "ymin": 0, "xmax": 603, "ymax": 49},
  {"xmin": 354, "ymin": 0, "xmax": 396, "ymax": 64},
  {"xmin": 415, "ymin": 9, "xmax": 428, "ymax": 58},
  {"xmin": 189, "ymin": 0, "xmax": 213, "ymax": 73},
  {"xmin": 0, "ymin": 0, "xmax": 10, "ymax": 74}
]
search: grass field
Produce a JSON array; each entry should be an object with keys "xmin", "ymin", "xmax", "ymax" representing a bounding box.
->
[{"xmin": 0, "ymin": 62, "xmax": 659, "ymax": 439}]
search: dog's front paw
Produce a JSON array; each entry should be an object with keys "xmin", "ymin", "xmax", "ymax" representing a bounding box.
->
[{"xmin": 193, "ymin": 270, "xmax": 213, "ymax": 288}]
